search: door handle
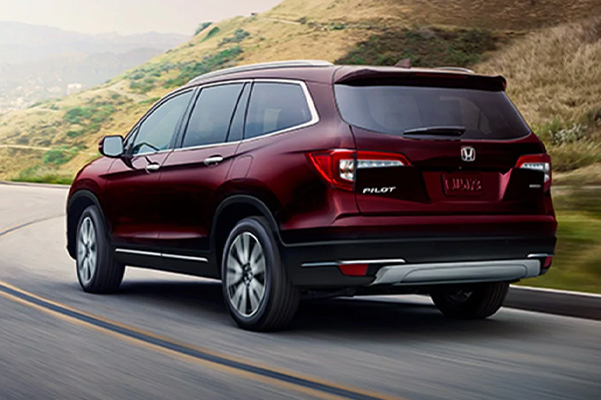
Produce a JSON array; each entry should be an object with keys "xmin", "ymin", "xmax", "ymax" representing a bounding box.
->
[
  {"xmin": 145, "ymin": 163, "xmax": 160, "ymax": 173},
  {"xmin": 204, "ymin": 156, "xmax": 224, "ymax": 166}
]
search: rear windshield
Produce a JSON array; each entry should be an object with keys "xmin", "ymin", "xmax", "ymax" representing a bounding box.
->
[{"xmin": 334, "ymin": 84, "xmax": 530, "ymax": 140}]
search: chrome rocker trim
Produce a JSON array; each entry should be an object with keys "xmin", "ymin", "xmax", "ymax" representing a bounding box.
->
[{"xmin": 115, "ymin": 248, "xmax": 208, "ymax": 263}]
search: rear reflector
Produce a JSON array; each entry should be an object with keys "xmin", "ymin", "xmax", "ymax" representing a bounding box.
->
[
  {"xmin": 338, "ymin": 264, "xmax": 369, "ymax": 277},
  {"xmin": 543, "ymin": 256, "xmax": 553, "ymax": 269},
  {"xmin": 308, "ymin": 150, "xmax": 410, "ymax": 192}
]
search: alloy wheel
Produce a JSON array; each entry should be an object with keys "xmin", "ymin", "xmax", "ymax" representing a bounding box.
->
[
  {"xmin": 225, "ymin": 232, "xmax": 267, "ymax": 317},
  {"xmin": 77, "ymin": 216, "xmax": 97, "ymax": 285}
]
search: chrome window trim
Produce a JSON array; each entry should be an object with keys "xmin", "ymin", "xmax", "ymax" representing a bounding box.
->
[
  {"xmin": 116, "ymin": 248, "xmax": 208, "ymax": 263},
  {"xmin": 173, "ymin": 78, "xmax": 320, "ymax": 152}
]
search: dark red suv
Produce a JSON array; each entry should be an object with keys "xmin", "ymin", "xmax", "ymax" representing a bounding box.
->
[{"xmin": 66, "ymin": 60, "xmax": 557, "ymax": 331}]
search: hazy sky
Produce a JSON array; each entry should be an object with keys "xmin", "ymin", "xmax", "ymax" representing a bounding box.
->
[{"xmin": 0, "ymin": 0, "xmax": 283, "ymax": 35}]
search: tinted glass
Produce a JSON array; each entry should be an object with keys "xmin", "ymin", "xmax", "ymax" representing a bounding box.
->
[
  {"xmin": 183, "ymin": 83, "xmax": 244, "ymax": 148},
  {"xmin": 245, "ymin": 82, "xmax": 312, "ymax": 139},
  {"xmin": 132, "ymin": 91, "xmax": 192, "ymax": 155},
  {"xmin": 334, "ymin": 85, "xmax": 530, "ymax": 140},
  {"xmin": 227, "ymin": 83, "xmax": 251, "ymax": 142}
]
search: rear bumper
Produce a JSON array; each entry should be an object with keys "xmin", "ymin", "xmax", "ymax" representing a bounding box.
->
[
  {"xmin": 370, "ymin": 258, "xmax": 540, "ymax": 286},
  {"xmin": 281, "ymin": 235, "xmax": 556, "ymax": 288}
]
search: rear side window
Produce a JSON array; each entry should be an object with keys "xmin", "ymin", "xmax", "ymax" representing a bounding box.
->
[
  {"xmin": 245, "ymin": 82, "xmax": 312, "ymax": 139},
  {"xmin": 182, "ymin": 83, "xmax": 244, "ymax": 148},
  {"xmin": 334, "ymin": 85, "xmax": 530, "ymax": 140}
]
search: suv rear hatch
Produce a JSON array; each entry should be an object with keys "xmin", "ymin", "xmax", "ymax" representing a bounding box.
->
[{"xmin": 333, "ymin": 67, "xmax": 550, "ymax": 216}]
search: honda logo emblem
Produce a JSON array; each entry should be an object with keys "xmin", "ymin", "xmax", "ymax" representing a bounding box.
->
[{"xmin": 461, "ymin": 147, "xmax": 476, "ymax": 162}]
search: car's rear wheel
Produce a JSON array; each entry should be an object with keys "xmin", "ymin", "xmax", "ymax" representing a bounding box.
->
[
  {"xmin": 76, "ymin": 205, "xmax": 125, "ymax": 293},
  {"xmin": 430, "ymin": 282, "xmax": 509, "ymax": 320},
  {"xmin": 221, "ymin": 217, "xmax": 300, "ymax": 331}
]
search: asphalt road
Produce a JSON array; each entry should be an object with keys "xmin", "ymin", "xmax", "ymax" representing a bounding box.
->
[{"xmin": 0, "ymin": 183, "xmax": 600, "ymax": 400}]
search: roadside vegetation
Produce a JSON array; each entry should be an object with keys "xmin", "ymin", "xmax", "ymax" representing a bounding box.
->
[
  {"xmin": 335, "ymin": 27, "xmax": 502, "ymax": 68},
  {"xmin": 518, "ymin": 187, "xmax": 601, "ymax": 293},
  {"xmin": 0, "ymin": 0, "xmax": 599, "ymax": 292},
  {"xmin": 476, "ymin": 17, "xmax": 601, "ymax": 173}
]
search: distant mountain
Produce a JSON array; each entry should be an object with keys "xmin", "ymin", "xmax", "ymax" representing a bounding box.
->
[
  {"xmin": 0, "ymin": 21, "xmax": 188, "ymax": 64},
  {"xmin": 0, "ymin": 21, "xmax": 188, "ymax": 112}
]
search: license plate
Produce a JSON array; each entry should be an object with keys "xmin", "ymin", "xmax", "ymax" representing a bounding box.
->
[{"xmin": 443, "ymin": 173, "xmax": 483, "ymax": 197}]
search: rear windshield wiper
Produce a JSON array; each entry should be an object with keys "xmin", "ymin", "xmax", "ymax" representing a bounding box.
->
[{"xmin": 403, "ymin": 126, "xmax": 466, "ymax": 136}]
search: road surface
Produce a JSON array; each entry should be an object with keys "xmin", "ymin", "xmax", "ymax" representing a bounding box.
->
[{"xmin": 0, "ymin": 183, "xmax": 599, "ymax": 400}]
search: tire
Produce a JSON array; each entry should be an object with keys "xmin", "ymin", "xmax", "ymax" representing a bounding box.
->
[
  {"xmin": 75, "ymin": 205, "xmax": 125, "ymax": 294},
  {"xmin": 430, "ymin": 282, "xmax": 509, "ymax": 320},
  {"xmin": 221, "ymin": 217, "xmax": 300, "ymax": 331}
]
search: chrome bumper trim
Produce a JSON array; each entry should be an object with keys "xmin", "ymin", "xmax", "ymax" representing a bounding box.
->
[
  {"xmin": 301, "ymin": 258, "xmax": 406, "ymax": 268},
  {"xmin": 369, "ymin": 259, "xmax": 541, "ymax": 286}
]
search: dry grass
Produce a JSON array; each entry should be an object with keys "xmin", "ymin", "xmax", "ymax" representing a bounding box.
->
[
  {"xmin": 269, "ymin": 0, "xmax": 601, "ymax": 30},
  {"xmin": 475, "ymin": 17, "xmax": 601, "ymax": 127},
  {"xmin": 1, "ymin": 1, "xmax": 601, "ymax": 179}
]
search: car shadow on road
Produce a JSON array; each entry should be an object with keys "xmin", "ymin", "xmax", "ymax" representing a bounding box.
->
[{"xmin": 111, "ymin": 279, "xmax": 544, "ymax": 341}]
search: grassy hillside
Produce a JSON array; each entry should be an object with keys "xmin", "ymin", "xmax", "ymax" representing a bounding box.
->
[
  {"xmin": 0, "ymin": 0, "xmax": 599, "ymax": 292},
  {"xmin": 475, "ymin": 17, "xmax": 601, "ymax": 172},
  {"xmin": 0, "ymin": 0, "xmax": 600, "ymax": 182}
]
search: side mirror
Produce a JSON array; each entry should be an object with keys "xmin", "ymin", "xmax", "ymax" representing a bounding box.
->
[{"xmin": 99, "ymin": 135, "xmax": 124, "ymax": 158}]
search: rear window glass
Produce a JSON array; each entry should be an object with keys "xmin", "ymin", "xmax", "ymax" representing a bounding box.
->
[{"xmin": 334, "ymin": 85, "xmax": 530, "ymax": 140}]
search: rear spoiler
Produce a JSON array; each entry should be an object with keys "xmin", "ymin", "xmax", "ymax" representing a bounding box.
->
[{"xmin": 334, "ymin": 67, "xmax": 507, "ymax": 91}]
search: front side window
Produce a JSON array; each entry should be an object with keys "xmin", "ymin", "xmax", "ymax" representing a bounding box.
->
[
  {"xmin": 182, "ymin": 83, "xmax": 244, "ymax": 148},
  {"xmin": 131, "ymin": 91, "xmax": 193, "ymax": 155},
  {"xmin": 245, "ymin": 82, "xmax": 312, "ymax": 139}
]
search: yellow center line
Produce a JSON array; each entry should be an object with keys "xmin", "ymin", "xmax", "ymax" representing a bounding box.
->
[{"xmin": 0, "ymin": 279, "xmax": 406, "ymax": 400}]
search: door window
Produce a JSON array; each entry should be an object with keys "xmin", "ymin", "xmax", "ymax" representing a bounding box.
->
[
  {"xmin": 245, "ymin": 82, "xmax": 312, "ymax": 139},
  {"xmin": 182, "ymin": 83, "xmax": 244, "ymax": 148},
  {"xmin": 131, "ymin": 91, "xmax": 193, "ymax": 155}
]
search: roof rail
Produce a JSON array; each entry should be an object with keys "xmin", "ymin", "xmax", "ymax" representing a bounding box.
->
[
  {"xmin": 434, "ymin": 67, "xmax": 475, "ymax": 74},
  {"xmin": 188, "ymin": 60, "xmax": 334, "ymax": 84}
]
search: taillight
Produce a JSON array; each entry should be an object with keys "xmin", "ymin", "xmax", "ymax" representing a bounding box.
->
[
  {"xmin": 307, "ymin": 150, "xmax": 410, "ymax": 191},
  {"xmin": 516, "ymin": 154, "xmax": 552, "ymax": 192}
]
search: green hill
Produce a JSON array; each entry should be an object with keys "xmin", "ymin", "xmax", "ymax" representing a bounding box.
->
[{"xmin": 0, "ymin": 0, "xmax": 600, "ymax": 181}]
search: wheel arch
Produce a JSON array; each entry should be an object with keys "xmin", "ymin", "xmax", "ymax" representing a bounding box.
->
[
  {"xmin": 66, "ymin": 190, "xmax": 107, "ymax": 259},
  {"xmin": 211, "ymin": 194, "xmax": 282, "ymax": 275}
]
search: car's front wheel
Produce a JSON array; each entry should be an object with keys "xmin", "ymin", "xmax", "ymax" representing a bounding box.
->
[
  {"xmin": 221, "ymin": 217, "xmax": 300, "ymax": 331},
  {"xmin": 76, "ymin": 205, "xmax": 125, "ymax": 293},
  {"xmin": 430, "ymin": 282, "xmax": 509, "ymax": 320}
]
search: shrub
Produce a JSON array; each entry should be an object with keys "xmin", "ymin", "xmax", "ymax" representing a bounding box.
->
[
  {"xmin": 202, "ymin": 26, "xmax": 221, "ymax": 42},
  {"xmin": 335, "ymin": 27, "xmax": 498, "ymax": 68},
  {"xmin": 11, "ymin": 166, "xmax": 73, "ymax": 185},
  {"xmin": 194, "ymin": 22, "xmax": 212, "ymax": 36},
  {"xmin": 130, "ymin": 72, "xmax": 145, "ymax": 80},
  {"xmin": 219, "ymin": 29, "xmax": 250, "ymax": 46},
  {"xmin": 164, "ymin": 46, "xmax": 244, "ymax": 88},
  {"xmin": 43, "ymin": 147, "xmax": 78, "ymax": 165},
  {"xmin": 536, "ymin": 118, "xmax": 588, "ymax": 145},
  {"xmin": 64, "ymin": 106, "xmax": 95, "ymax": 125},
  {"xmin": 66, "ymin": 130, "xmax": 84, "ymax": 138}
]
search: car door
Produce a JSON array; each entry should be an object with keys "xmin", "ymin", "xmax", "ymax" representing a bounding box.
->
[
  {"xmin": 156, "ymin": 82, "xmax": 248, "ymax": 273},
  {"xmin": 104, "ymin": 89, "xmax": 194, "ymax": 257}
]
